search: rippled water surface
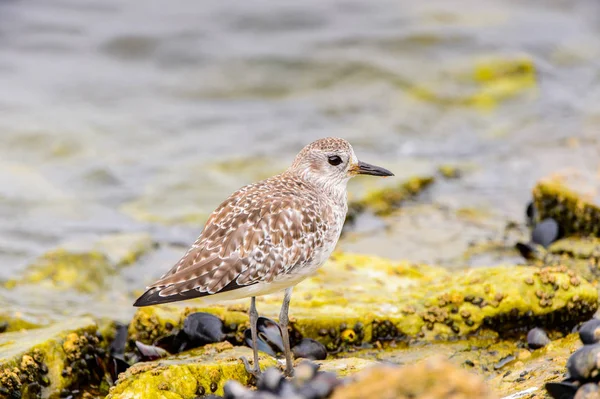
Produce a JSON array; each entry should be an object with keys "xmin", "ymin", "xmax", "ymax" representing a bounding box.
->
[{"xmin": 1, "ymin": 0, "xmax": 600, "ymax": 322}]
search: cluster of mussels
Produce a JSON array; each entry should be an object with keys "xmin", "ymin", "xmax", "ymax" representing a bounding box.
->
[
  {"xmin": 546, "ymin": 318, "xmax": 600, "ymax": 399},
  {"xmin": 107, "ymin": 312, "xmax": 327, "ymax": 386},
  {"xmin": 222, "ymin": 362, "xmax": 341, "ymax": 399}
]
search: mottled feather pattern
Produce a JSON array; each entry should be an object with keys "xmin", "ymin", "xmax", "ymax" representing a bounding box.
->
[{"xmin": 147, "ymin": 173, "xmax": 341, "ymax": 298}]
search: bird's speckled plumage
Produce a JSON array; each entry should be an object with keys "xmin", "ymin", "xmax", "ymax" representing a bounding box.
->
[{"xmin": 134, "ymin": 137, "xmax": 387, "ymax": 307}]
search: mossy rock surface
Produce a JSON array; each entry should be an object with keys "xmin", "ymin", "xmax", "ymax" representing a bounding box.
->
[
  {"xmin": 106, "ymin": 343, "xmax": 278, "ymax": 399},
  {"xmin": 129, "ymin": 253, "xmax": 598, "ymax": 351},
  {"xmin": 0, "ymin": 318, "xmax": 99, "ymax": 398},
  {"xmin": 533, "ymin": 171, "xmax": 600, "ymax": 237},
  {"xmin": 347, "ymin": 175, "xmax": 435, "ymax": 219},
  {"xmin": 5, "ymin": 233, "xmax": 155, "ymax": 293}
]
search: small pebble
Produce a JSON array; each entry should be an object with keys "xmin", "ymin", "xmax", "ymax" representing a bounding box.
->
[
  {"xmin": 579, "ymin": 319, "xmax": 600, "ymax": 345},
  {"xmin": 527, "ymin": 328, "xmax": 551, "ymax": 349}
]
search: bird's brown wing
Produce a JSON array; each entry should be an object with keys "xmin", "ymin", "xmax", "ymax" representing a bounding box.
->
[{"xmin": 133, "ymin": 185, "xmax": 326, "ymax": 307}]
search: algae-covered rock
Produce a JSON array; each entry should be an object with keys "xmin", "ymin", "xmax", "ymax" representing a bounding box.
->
[
  {"xmin": 106, "ymin": 343, "xmax": 278, "ymax": 399},
  {"xmin": 347, "ymin": 175, "xmax": 435, "ymax": 219},
  {"xmin": 518, "ymin": 237, "xmax": 600, "ymax": 282},
  {"xmin": 330, "ymin": 356, "xmax": 497, "ymax": 399},
  {"xmin": 533, "ymin": 171, "xmax": 600, "ymax": 237},
  {"xmin": 129, "ymin": 253, "xmax": 598, "ymax": 352},
  {"xmin": 408, "ymin": 54, "xmax": 537, "ymax": 110},
  {"xmin": 0, "ymin": 318, "xmax": 100, "ymax": 398},
  {"xmin": 5, "ymin": 233, "xmax": 155, "ymax": 293}
]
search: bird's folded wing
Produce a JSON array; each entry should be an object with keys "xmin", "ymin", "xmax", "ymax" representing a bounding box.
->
[{"xmin": 145, "ymin": 195, "xmax": 325, "ymax": 299}]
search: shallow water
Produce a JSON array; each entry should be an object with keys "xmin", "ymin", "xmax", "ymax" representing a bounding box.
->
[{"xmin": 1, "ymin": 0, "xmax": 600, "ymax": 322}]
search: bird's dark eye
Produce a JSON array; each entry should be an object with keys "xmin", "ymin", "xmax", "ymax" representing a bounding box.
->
[{"xmin": 328, "ymin": 155, "xmax": 343, "ymax": 166}]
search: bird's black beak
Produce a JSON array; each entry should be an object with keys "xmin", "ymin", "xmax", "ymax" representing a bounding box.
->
[{"xmin": 354, "ymin": 161, "xmax": 394, "ymax": 177}]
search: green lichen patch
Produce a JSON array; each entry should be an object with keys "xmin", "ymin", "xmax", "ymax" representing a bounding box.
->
[
  {"xmin": 4, "ymin": 233, "xmax": 156, "ymax": 293},
  {"xmin": 347, "ymin": 175, "xmax": 435, "ymax": 219},
  {"xmin": 0, "ymin": 318, "xmax": 99, "ymax": 398},
  {"xmin": 129, "ymin": 253, "xmax": 597, "ymax": 353},
  {"xmin": 106, "ymin": 343, "xmax": 278, "ymax": 399},
  {"xmin": 533, "ymin": 171, "xmax": 600, "ymax": 237}
]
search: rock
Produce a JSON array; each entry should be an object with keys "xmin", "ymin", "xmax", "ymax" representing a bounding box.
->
[
  {"xmin": 330, "ymin": 356, "xmax": 497, "ymax": 399},
  {"xmin": 129, "ymin": 253, "xmax": 598, "ymax": 351},
  {"xmin": 347, "ymin": 175, "xmax": 435, "ymax": 219},
  {"xmin": 5, "ymin": 233, "xmax": 155, "ymax": 293},
  {"xmin": 527, "ymin": 327, "xmax": 551, "ymax": 349},
  {"xmin": 0, "ymin": 318, "xmax": 102, "ymax": 398},
  {"xmin": 579, "ymin": 319, "xmax": 600, "ymax": 345},
  {"xmin": 519, "ymin": 236, "xmax": 600, "ymax": 282},
  {"xmin": 533, "ymin": 170, "xmax": 600, "ymax": 237},
  {"xmin": 408, "ymin": 54, "xmax": 537, "ymax": 110},
  {"xmin": 106, "ymin": 343, "xmax": 278, "ymax": 398}
]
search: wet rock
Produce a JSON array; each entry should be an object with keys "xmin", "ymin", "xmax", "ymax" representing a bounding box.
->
[
  {"xmin": 527, "ymin": 327, "xmax": 551, "ymax": 349},
  {"xmin": 347, "ymin": 175, "xmax": 435, "ymax": 220},
  {"xmin": 567, "ymin": 344, "xmax": 600, "ymax": 382},
  {"xmin": 5, "ymin": 233, "xmax": 155, "ymax": 293},
  {"xmin": 330, "ymin": 356, "xmax": 497, "ymax": 399},
  {"xmin": 292, "ymin": 339, "xmax": 327, "ymax": 361},
  {"xmin": 106, "ymin": 343, "xmax": 278, "ymax": 398},
  {"xmin": 532, "ymin": 218, "xmax": 563, "ymax": 248},
  {"xmin": 533, "ymin": 170, "xmax": 600, "ymax": 238},
  {"xmin": 575, "ymin": 383, "xmax": 600, "ymax": 399},
  {"xmin": 129, "ymin": 252, "xmax": 598, "ymax": 351},
  {"xmin": 0, "ymin": 318, "xmax": 101, "ymax": 398},
  {"xmin": 580, "ymin": 320, "xmax": 600, "ymax": 345}
]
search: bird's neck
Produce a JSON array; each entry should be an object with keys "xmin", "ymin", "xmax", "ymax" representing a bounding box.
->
[{"xmin": 285, "ymin": 170, "xmax": 348, "ymax": 207}]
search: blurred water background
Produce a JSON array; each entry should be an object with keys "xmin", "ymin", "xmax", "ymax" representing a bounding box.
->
[{"xmin": 0, "ymin": 0, "xmax": 599, "ymax": 323}]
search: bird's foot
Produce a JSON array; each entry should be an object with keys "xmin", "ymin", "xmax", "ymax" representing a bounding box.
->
[
  {"xmin": 240, "ymin": 356, "xmax": 262, "ymax": 379},
  {"xmin": 283, "ymin": 366, "xmax": 295, "ymax": 378}
]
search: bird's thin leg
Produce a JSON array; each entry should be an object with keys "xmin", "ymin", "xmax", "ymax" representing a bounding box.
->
[
  {"xmin": 241, "ymin": 296, "xmax": 262, "ymax": 378},
  {"xmin": 279, "ymin": 287, "xmax": 294, "ymax": 377}
]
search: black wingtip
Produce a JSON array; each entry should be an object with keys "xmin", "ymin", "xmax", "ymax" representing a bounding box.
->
[{"xmin": 133, "ymin": 288, "xmax": 167, "ymax": 307}]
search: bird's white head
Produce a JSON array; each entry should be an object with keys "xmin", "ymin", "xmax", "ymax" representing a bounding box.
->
[{"xmin": 288, "ymin": 137, "xmax": 394, "ymax": 195}]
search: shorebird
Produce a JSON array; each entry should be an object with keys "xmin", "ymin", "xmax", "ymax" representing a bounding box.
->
[{"xmin": 134, "ymin": 137, "xmax": 393, "ymax": 377}]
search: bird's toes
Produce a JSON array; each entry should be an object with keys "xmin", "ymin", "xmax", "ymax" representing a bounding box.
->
[{"xmin": 240, "ymin": 356, "xmax": 262, "ymax": 379}]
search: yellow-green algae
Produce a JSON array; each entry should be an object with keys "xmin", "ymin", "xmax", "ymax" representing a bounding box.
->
[
  {"xmin": 533, "ymin": 172, "xmax": 600, "ymax": 237},
  {"xmin": 347, "ymin": 176, "xmax": 435, "ymax": 218},
  {"xmin": 129, "ymin": 253, "xmax": 597, "ymax": 351},
  {"xmin": 0, "ymin": 318, "xmax": 98, "ymax": 398},
  {"xmin": 106, "ymin": 343, "xmax": 278, "ymax": 399},
  {"xmin": 518, "ymin": 237, "xmax": 600, "ymax": 283},
  {"xmin": 5, "ymin": 233, "xmax": 155, "ymax": 293},
  {"xmin": 408, "ymin": 55, "xmax": 537, "ymax": 110}
]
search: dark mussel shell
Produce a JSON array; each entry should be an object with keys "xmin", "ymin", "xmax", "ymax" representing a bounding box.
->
[
  {"xmin": 244, "ymin": 317, "xmax": 284, "ymax": 356},
  {"xmin": 531, "ymin": 218, "xmax": 562, "ymax": 248},
  {"xmin": 109, "ymin": 323, "xmax": 128, "ymax": 357},
  {"xmin": 183, "ymin": 312, "xmax": 226, "ymax": 347},
  {"xmin": 546, "ymin": 381, "xmax": 579, "ymax": 399},
  {"xmin": 579, "ymin": 319, "xmax": 600, "ymax": 345},
  {"xmin": 155, "ymin": 330, "xmax": 189, "ymax": 354},
  {"xmin": 527, "ymin": 327, "xmax": 551, "ymax": 349},
  {"xmin": 135, "ymin": 341, "xmax": 170, "ymax": 361},
  {"xmin": 526, "ymin": 201, "xmax": 537, "ymax": 227},
  {"xmin": 515, "ymin": 242, "xmax": 543, "ymax": 260},
  {"xmin": 292, "ymin": 339, "xmax": 327, "ymax": 361},
  {"xmin": 567, "ymin": 344, "xmax": 600, "ymax": 382}
]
